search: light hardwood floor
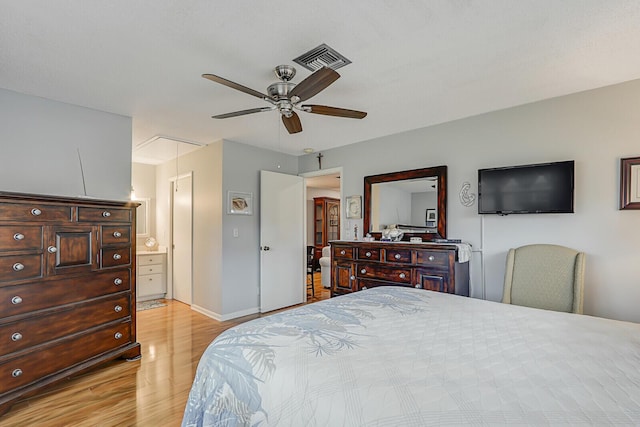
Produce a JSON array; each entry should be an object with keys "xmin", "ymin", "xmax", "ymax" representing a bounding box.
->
[{"xmin": 1, "ymin": 274, "xmax": 328, "ymax": 426}]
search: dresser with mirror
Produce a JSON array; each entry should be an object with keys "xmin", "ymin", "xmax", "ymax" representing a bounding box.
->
[{"xmin": 331, "ymin": 166, "xmax": 469, "ymax": 297}]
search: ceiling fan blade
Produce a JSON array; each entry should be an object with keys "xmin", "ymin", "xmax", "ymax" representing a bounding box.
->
[
  {"xmin": 302, "ymin": 104, "xmax": 367, "ymax": 119},
  {"xmin": 289, "ymin": 67, "xmax": 340, "ymax": 102},
  {"xmin": 282, "ymin": 112, "xmax": 303, "ymax": 134},
  {"xmin": 212, "ymin": 106, "xmax": 275, "ymax": 119},
  {"xmin": 202, "ymin": 73, "xmax": 268, "ymax": 99}
]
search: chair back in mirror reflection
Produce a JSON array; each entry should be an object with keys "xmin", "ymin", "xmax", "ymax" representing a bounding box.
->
[
  {"xmin": 502, "ymin": 244, "xmax": 585, "ymax": 314},
  {"xmin": 306, "ymin": 245, "xmax": 315, "ymax": 297}
]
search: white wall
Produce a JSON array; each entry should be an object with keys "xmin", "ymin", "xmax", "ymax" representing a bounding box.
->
[
  {"xmin": 221, "ymin": 140, "xmax": 298, "ymax": 318},
  {"xmin": 0, "ymin": 88, "xmax": 132, "ymax": 200},
  {"xmin": 156, "ymin": 142, "xmax": 224, "ymax": 316},
  {"xmin": 298, "ymin": 78, "xmax": 640, "ymax": 323}
]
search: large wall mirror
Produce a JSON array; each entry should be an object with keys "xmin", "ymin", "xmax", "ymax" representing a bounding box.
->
[{"xmin": 363, "ymin": 166, "xmax": 447, "ymax": 241}]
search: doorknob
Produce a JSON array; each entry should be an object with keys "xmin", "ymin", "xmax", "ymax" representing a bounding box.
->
[{"xmin": 262, "ymin": 246, "xmax": 270, "ymax": 251}]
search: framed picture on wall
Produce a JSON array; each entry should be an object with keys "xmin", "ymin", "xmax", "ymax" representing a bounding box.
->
[
  {"xmin": 425, "ymin": 208, "xmax": 437, "ymax": 227},
  {"xmin": 227, "ymin": 191, "xmax": 253, "ymax": 215},
  {"xmin": 346, "ymin": 195, "xmax": 362, "ymax": 219},
  {"xmin": 620, "ymin": 156, "xmax": 640, "ymax": 209}
]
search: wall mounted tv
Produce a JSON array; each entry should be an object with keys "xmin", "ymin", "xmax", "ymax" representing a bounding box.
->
[{"xmin": 478, "ymin": 160, "xmax": 574, "ymax": 215}]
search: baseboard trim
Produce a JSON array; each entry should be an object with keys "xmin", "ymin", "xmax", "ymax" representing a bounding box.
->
[{"xmin": 190, "ymin": 304, "xmax": 259, "ymax": 322}]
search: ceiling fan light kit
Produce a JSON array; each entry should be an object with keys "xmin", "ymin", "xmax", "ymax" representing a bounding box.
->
[{"xmin": 203, "ymin": 63, "xmax": 366, "ymax": 135}]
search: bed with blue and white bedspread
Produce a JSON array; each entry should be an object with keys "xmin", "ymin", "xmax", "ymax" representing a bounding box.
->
[{"xmin": 182, "ymin": 287, "xmax": 640, "ymax": 426}]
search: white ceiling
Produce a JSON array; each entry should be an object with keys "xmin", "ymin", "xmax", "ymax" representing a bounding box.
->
[{"xmin": 2, "ymin": 1, "xmax": 640, "ymax": 163}]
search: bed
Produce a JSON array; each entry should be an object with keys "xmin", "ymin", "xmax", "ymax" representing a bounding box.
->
[{"xmin": 182, "ymin": 287, "xmax": 640, "ymax": 426}]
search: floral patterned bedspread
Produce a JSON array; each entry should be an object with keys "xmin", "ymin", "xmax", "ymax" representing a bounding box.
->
[{"xmin": 182, "ymin": 287, "xmax": 640, "ymax": 426}]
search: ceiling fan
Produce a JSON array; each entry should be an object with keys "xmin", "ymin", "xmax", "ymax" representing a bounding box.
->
[{"xmin": 202, "ymin": 65, "xmax": 367, "ymax": 134}]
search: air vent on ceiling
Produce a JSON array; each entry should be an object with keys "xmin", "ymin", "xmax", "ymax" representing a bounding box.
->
[{"xmin": 293, "ymin": 43, "xmax": 351, "ymax": 72}]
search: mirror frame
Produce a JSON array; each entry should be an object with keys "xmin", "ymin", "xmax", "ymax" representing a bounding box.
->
[{"xmin": 363, "ymin": 166, "xmax": 447, "ymax": 241}]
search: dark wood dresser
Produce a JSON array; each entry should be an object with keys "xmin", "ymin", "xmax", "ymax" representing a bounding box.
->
[
  {"xmin": 331, "ymin": 240, "xmax": 469, "ymax": 297},
  {"xmin": 0, "ymin": 192, "xmax": 141, "ymax": 416}
]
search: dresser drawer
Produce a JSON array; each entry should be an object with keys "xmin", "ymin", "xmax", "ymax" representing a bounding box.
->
[
  {"xmin": 333, "ymin": 246, "xmax": 354, "ymax": 259},
  {"xmin": 101, "ymin": 225, "xmax": 131, "ymax": 245},
  {"xmin": 101, "ymin": 247, "xmax": 131, "ymax": 268},
  {"xmin": 0, "ymin": 319, "xmax": 132, "ymax": 395},
  {"xmin": 356, "ymin": 263, "xmax": 412, "ymax": 284},
  {"xmin": 139, "ymin": 264, "xmax": 163, "ymax": 275},
  {"xmin": 416, "ymin": 250, "xmax": 450, "ymax": 268},
  {"xmin": 0, "ymin": 293, "xmax": 130, "ymax": 355},
  {"xmin": 138, "ymin": 254, "xmax": 165, "ymax": 266},
  {"xmin": 357, "ymin": 248, "xmax": 381, "ymax": 261},
  {"xmin": 385, "ymin": 248, "xmax": 412, "ymax": 264},
  {"xmin": 0, "ymin": 203, "xmax": 71, "ymax": 222},
  {"xmin": 0, "ymin": 269, "xmax": 130, "ymax": 318},
  {"xmin": 0, "ymin": 254, "xmax": 43, "ymax": 283},
  {"xmin": 0, "ymin": 226, "xmax": 43, "ymax": 252},
  {"xmin": 77, "ymin": 207, "xmax": 131, "ymax": 223}
]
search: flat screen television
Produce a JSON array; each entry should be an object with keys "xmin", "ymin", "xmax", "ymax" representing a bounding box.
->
[{"xmin": 478, "ymin": 160, "xmax": 574, "ymax": 214}]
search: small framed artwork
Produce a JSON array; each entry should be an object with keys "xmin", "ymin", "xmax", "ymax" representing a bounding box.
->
[
  {"xmin": 227, "ymin": 191, "xmax": 253, "ymax": 215},
  {"xmin": 426, "ymin": 208, "xmax": 437, "ymax": 227},
  {"xmin": 621, "ymin": 157, "xmax": 640, "ymax": 210},
  {"xmin": 346, "ymin": 195, "xmax": 362, "ymax": 219}
]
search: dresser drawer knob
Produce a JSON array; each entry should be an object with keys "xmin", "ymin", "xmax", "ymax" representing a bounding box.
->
[
  {"xmin": 365, "ymin": 251, "xmax": 371, "ymax": 257},
  {"xmin": 113, "ymin": 254, "xmax": 122, "ymax": 260},
  {"xmin": 12, "ymin": 263, "xmax": 25, "ymax": 271},
  {"xmin": 113, "ymin": 231, "xmax": 122, "ymax": 238},
  {"xmin": 350, "ymin": 275, "xmax": 355, "ymax": 280},
  {"xmin": 30, "ymin": 208, "xmax": 42, "ymax": 216},
  {"xmin": 114, "ymin": 305, "xmax": 123, "ymax": 312},
  {"xmin": 394, "ymin": 254, "xmax": 401, "ymax": 260},
  {"xmin": 13, "ymin": 233, "xmax": 25, "ymax": 241},
  {"xmin": 114, "ymin": 332, "xmax": 123, "ymax": 340},
  {"xmin": 102, "ymin": 211, "xmax": 111, "ymax": 217},
  {"xmin": 47, "ymin": 246, "xmax": 58, "ymax": 253},
  {"xmin": 114, "ymin": 278, "xmax": 123, "ymax": 285},
  {"xmin": 428, "ymin": 255, "xmax": 435, "ymax": 262},
  {"xmin": 11, "ymin": 296, "xmax": 23, "ymax": 305},
  {"xmin": 415, "ymin": 284, "xmax": 423, "ymax": 289},
  {"xmin": 340, "ymin": 250, "xmax": 346, "ymax": 255},
  {"xmin": 12, "ymin": 369, "xmax": 23, "ymax": 378},
  {"xmin": 399, "ymin": 273, "xmax": 406, "ymax": 279},
  {"xmin": 360, "ymin": 268, "xmax": 366, "ymax": 274},
  {"xmin": 11, "ymin": 332, "xmax": 23, "ymax": 342}
]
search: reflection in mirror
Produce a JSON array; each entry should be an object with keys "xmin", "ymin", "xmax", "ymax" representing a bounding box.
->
[
  {"xmin": 364, "ymin": 166, "xmax": 447, "ymax": 241},
  {"xmin": 136, "ymin": 198, "xmax": 150, "ymax": 237},
  {"xmin": 370, "ymin": 177, "xmax": 438, "ymax": 232}
]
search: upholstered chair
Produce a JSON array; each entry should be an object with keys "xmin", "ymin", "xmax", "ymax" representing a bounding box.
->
[
  {"xmin": 502, "ymin": 244, "xmax": 585, "ymax": 314},
  {"xmin": 319, "ymin": 246, "xmax": 332, "ymax": 288}
]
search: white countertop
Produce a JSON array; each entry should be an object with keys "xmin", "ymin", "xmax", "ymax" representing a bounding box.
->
[{"xmin": 137, "ymin": 245, "xmax": 167, "ymax": 255}]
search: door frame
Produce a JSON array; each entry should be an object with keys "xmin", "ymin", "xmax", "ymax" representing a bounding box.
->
[
  {"xmin": 300, "ymin": 166, "xmax": 343, "ymax": 299},
  {"xmin": 167, "ymin": 171, "xmax": 193, "ymax": 303}
]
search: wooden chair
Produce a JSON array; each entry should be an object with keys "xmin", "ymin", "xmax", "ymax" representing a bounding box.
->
[
  {"xmin": 502, "ymin": 244, "xmax": 585, "ymax": 313},
  {"xmin": 306, "ymin": 246, "xmax": 315, "ymax": 297}
]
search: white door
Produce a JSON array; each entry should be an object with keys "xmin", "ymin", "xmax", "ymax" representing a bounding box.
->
[
  {"xmin": 260, "ymin": 170, "xmax": 305, "ymax": 313},
  {"xmin": 172, "ymin": 173, "xmax": 193, "ymax": 305}
]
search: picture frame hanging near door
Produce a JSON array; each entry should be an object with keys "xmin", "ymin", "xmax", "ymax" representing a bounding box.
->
[
  {"xmin": 228, "ymin": 191, "xmax": 253, "ymax": 215},
  {"xmin": 346, "ymin": 195, "xmax": 362, "ymax": 219},
  {"xmin": 620, "ymin": 156, "xmax": 640, "ymax": 210}
]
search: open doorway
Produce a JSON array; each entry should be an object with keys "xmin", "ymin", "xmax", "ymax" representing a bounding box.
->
[{"xmin": 302, "ymin": 167, "xmax": 342, "ymax": 302}]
